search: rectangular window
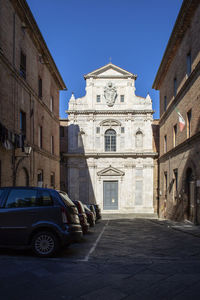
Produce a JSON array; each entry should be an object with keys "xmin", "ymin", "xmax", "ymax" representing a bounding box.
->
[
  {"xmin": 37, "ymin": 170, "xmax": 43, "ymax": 187},
  {"xmin": 120, "ymin": 95, "xmax": 124, "ymax": 102},
  {"xmin": 164, "ymin": 172, "xmax": 167, "ymax": 198},
  {"xmin": 164, "ymin": 96, "xmax": 167, "ymax": 112},
  {"xmin": 60, "ymin": 126, "xmax": 64, "ymax": 138},
  {"xmin": 51, "ymin": 136, "xmax": 54, "ymax": 154},
  {"xmin": 38, "ymin": 126, "xmax": 42, "ymax": 148},
  {"xmin": 187, "ymin": 52, "xmax": 191, "ymax": 76},
  {"xmin": 173, "ymin": 124, "xmax": 177, "ymax": 147},
  {"xmin": 174, "ymin": 78, "xmax": 177, "ymax": 97},
  {"xmin": 50, "ymin": 96, "xmax": 54, "ymax": 112},
  {"xmin": 20, "ymin": 51, "xmax": 26, "ymax": 79},
  {"xmin": 50, "ymin": 172, "xmax": 55, "ymax": 188},
  {"xmin": 173, "ymin": 169, "xmax": 178, "ymax": 201},
  {"xmin": 136, "ymin": 169, "xmax": 143, "ymax": 178},
  {"xmin": 121, "ymin": 127, "xmax": 125, "ymax": 133},
  {"xmin": 164, "ymin": 135, "xmax": 167, "ymax": 153},
  {"xmin": 20, "ymin": 111, "xmax": 26, "ymax": 138},
  {"xmin": 38, "ymin": 77, "xmax": 42, "ymax": 98},
  {"xmin": 96, "ymin": 127, "xmax": 100, "ymax": 134},
  {"xmin": 187, "ymin": 109, "xmax": 192, "ymax": 138},
  {"xmin": 96, "ymin": 95, "xmax": 101, "ymax": 102}
]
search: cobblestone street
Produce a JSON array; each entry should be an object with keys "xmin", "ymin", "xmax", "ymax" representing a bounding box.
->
[{"xmin": 1, "ymin": 218, "xmax": 200, "ymax": 300}]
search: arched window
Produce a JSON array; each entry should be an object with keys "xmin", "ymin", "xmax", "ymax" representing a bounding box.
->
[
  {"xmin": 105, "ymin": 129, "xmax": 116, "ymax": 152},
  {"xmin": 136, "ymin": 131, "xmax": 143, "ymax": 148}
]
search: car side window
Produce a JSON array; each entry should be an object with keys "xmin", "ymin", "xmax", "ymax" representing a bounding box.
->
[
  {"xmin": 39, "ymin": 191, "xmax": 53, "ymax": 206},
  {"xmin": 5, "ymin": 189, "xmax": 38, "ymax": 208}
]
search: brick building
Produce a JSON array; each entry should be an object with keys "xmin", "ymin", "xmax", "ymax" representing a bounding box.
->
[
  {"xmin": 153, "ymin": 0, "xmax": 200, "ymax": 223},
  {"xmin": 0, "ymin": 0, "xmax": 66, "ymax": 188}
]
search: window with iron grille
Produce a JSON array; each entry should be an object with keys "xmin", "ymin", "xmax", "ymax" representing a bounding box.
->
[
  {"xmin": 20, "ymin": 51, "xmax": 26, "ymax": 79},
  {"xmin": 120, "ymin": 95, "xmax": 124, "ymax": 102},
  {"xmin": 96, "ymin": 95, "xmax": 101, "ymax": 102},
  {"xmin": 38, "ymin": 77, "xmax": 42, "ymax": 98},
  {"xmin": 20, "ymin": 111, "xmax": 26, "ymax": 138},
  {"xmin": 105, "ymin": 129, "xmax": 116, "ymax": 152}
]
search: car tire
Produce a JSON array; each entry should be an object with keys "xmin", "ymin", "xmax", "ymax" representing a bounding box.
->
[{"xmin": 31, "ymin": 231, "xmax": 59, "ymax": 257}]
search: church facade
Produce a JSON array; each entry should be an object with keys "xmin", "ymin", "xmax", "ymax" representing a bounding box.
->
[{"xmin": 65, "ymin": 63, "xmax": 157, "ymax": 214}]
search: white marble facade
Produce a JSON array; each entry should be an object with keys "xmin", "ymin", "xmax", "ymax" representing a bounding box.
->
[{"xmin": 66, "ymin": 63, "xmax": 156, "ymax": 214}]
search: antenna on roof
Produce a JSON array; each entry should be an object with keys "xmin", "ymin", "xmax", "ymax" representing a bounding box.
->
[{"xmin": 109, "ymin": 56, "xmax": 112, "ymax": 63}]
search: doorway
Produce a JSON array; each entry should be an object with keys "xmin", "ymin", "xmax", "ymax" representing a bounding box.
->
[{"xmin": 103, "ymin": 181, "xmax": 118, "ymax": 210}]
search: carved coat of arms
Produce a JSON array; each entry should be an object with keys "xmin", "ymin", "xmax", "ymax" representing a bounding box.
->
[{"xmin": 104, "ymin": 82, "xmax": 117, "ymax": 107}]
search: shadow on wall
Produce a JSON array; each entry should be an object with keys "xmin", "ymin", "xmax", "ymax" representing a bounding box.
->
[
  {"xmin": 167, "ymin": 116, "xmax": 200, "ymax": 223},
  {"xmin": 63, "ymin": 123, "xmax": 96, "ymax": 205}
]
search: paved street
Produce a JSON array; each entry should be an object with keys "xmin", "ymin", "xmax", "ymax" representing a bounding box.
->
[{"xmin": 1, "ymin": 218, "xmax": 200, "ymax": 300}]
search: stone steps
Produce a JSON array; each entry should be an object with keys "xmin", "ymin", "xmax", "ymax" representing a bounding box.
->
[{"xmin": 102, "ymin": 213, "xmax": 158, "ymax": 220}]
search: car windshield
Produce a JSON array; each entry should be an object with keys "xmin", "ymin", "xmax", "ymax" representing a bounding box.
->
[{"xmin": 58, "ymin": 191, "xmax": 74, "ymax": 207}]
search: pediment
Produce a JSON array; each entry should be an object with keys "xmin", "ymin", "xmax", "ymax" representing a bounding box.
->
[
  {"xmin": 97, "ymin": 165, "xmax": 125, "ymax": 177},
  {"xmin": 84, "ymin": 63, "xmax": 137, "ymax": 79}
]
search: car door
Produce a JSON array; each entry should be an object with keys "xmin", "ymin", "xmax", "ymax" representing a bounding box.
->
[{"xmin": 0, "ymin": 188, "xmax": 39, "ymax": 245}]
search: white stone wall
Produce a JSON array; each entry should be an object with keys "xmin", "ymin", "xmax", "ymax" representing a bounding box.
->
[{"xmin": 67, "ymin": 64, "xmax": 155, "ymax": 214}]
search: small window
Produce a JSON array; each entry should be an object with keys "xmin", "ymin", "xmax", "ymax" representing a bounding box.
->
[
  {"xmin": 20, "ymin": 51, "xmax": 26, "ymax": 79},
  {"xmin": 38, "ymin": 126, "xmax": 43, "ymax": 148},
  {"xmin": 51, "ymin": 136, "xmax": 54, "ymax": 154},
  {"xmin": 60, "ymin": 126, "xmax": 64, "ymax": 138},
  {"xmin": 164, "ymin": 172, "xmax": 167, "ymax": 198},
  {"xmin": 120, "ymin": 95, "xmax": 124, "ymax": 102},
  {"xmin": 174, "ymin": 78, "xmax": 177, "ymax": 97},
  {"xmin": 187, "ymin": 109, "xmax": 192, "ymax": 138},
  {"xmin": 187, "ymin": 52, "xmax": 191, "ymax": 76},
  {"xmin": 50, "ymin": 96, "xmax": 54, "ymax": 112},
  {"xmin": 164, "ymin": 135, "xmax": 167, "ymax": 153},
  {"xmin": 173, "ymin": 124, "xmax": 177, "ymax": 147},
  {"xmin": 164, "ymin": 96, "xmax": 167, "ymax": 112},
  {"xmin": 173, "ymin": 169, "xmax": 178, "ymax": 201},
  {"xmin": 5, "ymin": 189, "xmax": 38, "ymax": 208},
  {"xmin": 96, "ymin": 127, "xmax": 100, "ymax": 134},
  {"xmin": 20, "ymin": 111, "xmax": 26, "ymax": 138},
  {"xmin": 38, "ymin": 77, "xmax": 42, "ymax": 98},
  {"xmin": 121, "ymin": 127, "xmax": 125, "ymax": 133},
  {"xmin": 96, "ymin": 95, "xmax": 101, "ymax": 102},
  {"xmin": 50, "ymin": 172, "xmax": 55, "ymax": 188},
  {"xmin": 37, "ymin": 170, "xmax": 43, "ymax": 187}
]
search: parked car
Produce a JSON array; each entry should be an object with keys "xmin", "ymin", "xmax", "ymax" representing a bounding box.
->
[
  {"xmin": 86, "ymin": 204, "xmax": 97, "ymax": 222},
  {"xmin": 93, "ymin": 204, "xmax": 102, "ymax": 220},
  {"xmin": 84, "ymin": 205, "xmax": 95, "ymax": 227},
  {"xmin": 86, "ymin": 204, "xmax": 102, "ymax": 221},
  {"xmin": 72, "ymin": 200, "xmax": 89, "ymax": 234},
  {"xmin": 0, "ymin": 187, "xmax": 82, "ymax": 257}
]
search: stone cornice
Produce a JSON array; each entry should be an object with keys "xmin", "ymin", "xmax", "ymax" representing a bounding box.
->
[
  {"xmin": 66, "ymin": 110, "xmax": 154, "ymax": 115},
  {"xmin": 63, "ymin": 152, "xmax": 158, "ymax": 158},
  {"xmin": 159, "ymin": 131, "xmax": 200, "ymax": 163},
  {"xmin": 153, "ymin": 0, "xmax": 199, "ymax": 89},
  {"xmin": 11, "ymin": 0, "xmax": 66, "ymax": 90}
]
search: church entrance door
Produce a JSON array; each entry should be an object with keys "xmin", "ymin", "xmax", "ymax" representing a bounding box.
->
[{"xmin": 103, "ymin": 181, "xmax": 118, "ymax": 210}]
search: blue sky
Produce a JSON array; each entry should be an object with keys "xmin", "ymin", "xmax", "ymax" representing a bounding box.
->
[{"xmin": 27, "ymin": 0, "xmax": 183, "ymax": 119}]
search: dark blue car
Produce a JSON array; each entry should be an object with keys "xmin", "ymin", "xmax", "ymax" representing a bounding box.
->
[{"xmin": 0, "ymin": 187, "xmax": 82, "ymax": 257}]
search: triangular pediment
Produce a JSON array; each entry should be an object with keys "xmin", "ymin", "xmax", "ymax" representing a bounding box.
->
[
  {"xmin": 84, "ymin": 63, "xmax": 137, "ymax": 79},
  {"xmin": 97, "ymin": 165, "xmax": 125, "ymax": 177}
]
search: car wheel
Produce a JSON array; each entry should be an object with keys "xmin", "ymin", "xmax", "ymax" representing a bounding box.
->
[{"xmin": 31, "ymin": 231, "xmax": 59, "ymax": 257}]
